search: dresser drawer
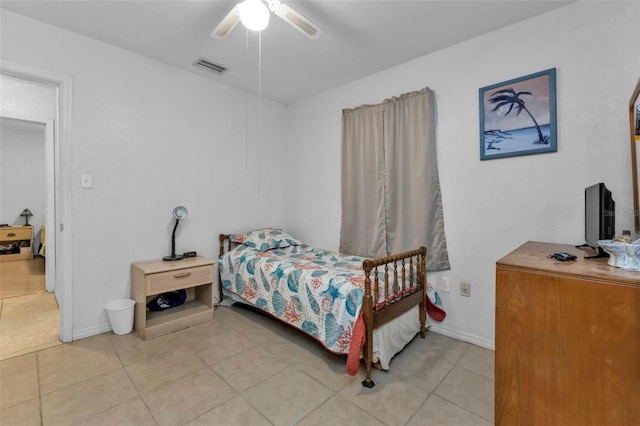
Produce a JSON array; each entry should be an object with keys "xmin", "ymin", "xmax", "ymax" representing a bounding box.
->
[
  {"xmin": 0, "ymin": 227, "xmax": 32, "ymax": 241},
  {"xmin": 146, "ymin": 265, "xmax": 212, "ymax": 295}
]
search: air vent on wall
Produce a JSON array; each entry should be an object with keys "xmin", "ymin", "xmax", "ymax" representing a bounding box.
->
[{"xmin": 193, "ymin": 57, "xmax": 228, "ymax": 75}]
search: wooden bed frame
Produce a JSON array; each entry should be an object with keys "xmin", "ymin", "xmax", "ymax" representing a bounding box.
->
[{"xmin": 219, "ymin": 233, "xmax": 427, "ymax": 388}]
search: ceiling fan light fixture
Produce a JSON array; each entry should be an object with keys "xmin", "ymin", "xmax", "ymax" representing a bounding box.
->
[{"xmin": 239, "ymin": 0, "xmax": 270, "ymax": 31}]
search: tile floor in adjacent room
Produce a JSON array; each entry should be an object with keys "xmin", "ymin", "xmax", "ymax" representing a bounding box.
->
[
  {"xmin": 0, "ymin": 292, "xmax": 60, "ymax": 361},
  {"xmin": 0, "ymin": 257, "xmax": 61, "ymax": 361},
  {"xmin": 0, "ymin": 304, "xmax": 494, "ymax": 426},
  {"xmin": 0, "ymin": 257, "xmax": 47, "ymax": 299}
]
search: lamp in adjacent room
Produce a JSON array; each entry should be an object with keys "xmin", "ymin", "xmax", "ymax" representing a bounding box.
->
[
  {"xmin": 239, "ymin": 0, "xmax": 270, "ymax": 31},
  {"xmin": 20, "ymin": 208, "xmax": 33, "ymax": 226},
  {"xmin": 163, "ymin": 206, "xmax": 188, "ymax": 261}
]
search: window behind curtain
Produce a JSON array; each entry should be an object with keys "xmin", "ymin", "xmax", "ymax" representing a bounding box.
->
[{"xmin": 340, "ymin": 87, "xmax": 450, "ymax": 271}]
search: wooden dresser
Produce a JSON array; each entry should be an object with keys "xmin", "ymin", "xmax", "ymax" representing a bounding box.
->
[{"xmin": 495, "ymin": 241, "xmax": 639, "ymax": 426}]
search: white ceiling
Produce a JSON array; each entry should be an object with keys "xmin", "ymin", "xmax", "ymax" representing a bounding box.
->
[{"xmin": 1, "ymin": 0, "xmax": 574, "ymax": 105}]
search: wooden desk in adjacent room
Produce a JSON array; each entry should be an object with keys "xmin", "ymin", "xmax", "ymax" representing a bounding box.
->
[
  {"xmin": 0, "ymin": 225, "xmax": 33, "ymax": 262},
  {"xmin": 495, "ymin": 241, "xmax": 639, "ymax": 426}
]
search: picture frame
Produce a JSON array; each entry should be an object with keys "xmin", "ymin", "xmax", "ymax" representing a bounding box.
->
[{"xmin": 479, "ymin": 68, "xmax": 557, "ymax": 160}]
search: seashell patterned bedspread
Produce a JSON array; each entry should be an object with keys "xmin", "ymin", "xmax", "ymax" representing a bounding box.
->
[{"xmin": 219, "ymin": 243, "xmax": 403, "ymax": 355}]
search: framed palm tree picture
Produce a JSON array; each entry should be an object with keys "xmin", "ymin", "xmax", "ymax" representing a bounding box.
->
[{"xmin": 479, "ymin": 68, "xmax": 557, "ymax": 160}]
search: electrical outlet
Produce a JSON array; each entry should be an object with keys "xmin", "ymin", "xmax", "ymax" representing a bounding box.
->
[
  {"xmin": 440, "ymin": 276, "xmax": 450, "ymax": 293},
  {"xmin": 460, "ymin": 281, "xmax": 471, "ymax": 297}
]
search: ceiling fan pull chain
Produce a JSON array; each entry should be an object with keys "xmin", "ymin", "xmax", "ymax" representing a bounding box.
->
[{"xmin": 258, "ymin": 31, "xmax": 263, "ymax": 195}]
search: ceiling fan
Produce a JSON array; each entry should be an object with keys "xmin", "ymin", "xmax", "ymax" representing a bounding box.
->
[{"xmin": 211, "ymin": 0, "xmax": 323, "ymax": 40}]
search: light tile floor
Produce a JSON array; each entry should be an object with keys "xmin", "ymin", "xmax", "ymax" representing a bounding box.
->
[{"xmin": 0, "ymin": 305, "xmax": 494, "ymax": 425}]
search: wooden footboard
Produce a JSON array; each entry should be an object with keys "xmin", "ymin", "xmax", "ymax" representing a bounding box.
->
[
  {"xmin": 361, "ymin": 246, "xmax": 427, "ymax": 388},
  {"xmin": 218, "ymin": 233, "xmax": 427, "ymax": 389}
]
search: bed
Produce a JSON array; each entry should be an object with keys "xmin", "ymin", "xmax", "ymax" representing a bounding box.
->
[
  {"xmin": 38, "ymin": 224, "xmax": 46, "ymax": 256},
  {"xmin": 218, "ymin": 228, "xmax": 433, "ymax": 388}
]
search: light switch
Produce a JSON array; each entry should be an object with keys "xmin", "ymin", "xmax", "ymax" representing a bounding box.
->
[{"xmin": 80, "ymin": 173, "xmax": 93, "ymax": 188}]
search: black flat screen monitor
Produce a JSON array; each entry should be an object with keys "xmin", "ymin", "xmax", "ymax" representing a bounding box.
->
[{"xmin": 584, "ymin": 182, "xmax": 615, "ymax": 258}]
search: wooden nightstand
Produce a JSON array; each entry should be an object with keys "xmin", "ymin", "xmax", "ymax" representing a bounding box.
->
[
  {"xmin": 131, "ymin": 257, "xmax": 215, "ymax": 340},
  {"xmin": 0, "ymin": 225, "xmax": 33, "ymax": 262}
]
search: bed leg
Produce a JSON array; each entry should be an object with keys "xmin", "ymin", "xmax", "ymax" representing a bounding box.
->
[
  {"xmin": 362, "ymin": 379, "xmax": 375, "ymax": 388},
  {"xmin": 420, "ymin": 300, "xmax": 427, "ymax": 338},
  {"xmin": 419, "ymin": 246, "xmax": 427, "ymax": 339},
  {"xmin": 361, "ymin": 260, "xmax": 376, "ymax": 389},
  {"xmin": 361, "ymin": 346, "xmax": 375, "ymax": 388},
  {"xmin": 361, "ymin": 374, "xmax": 375, "ymax": 388}
]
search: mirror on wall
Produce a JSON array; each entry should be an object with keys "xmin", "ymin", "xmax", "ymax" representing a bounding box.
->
[{"xmin": 631, "ymin": 78, "xmax": 640, "ymax": 233}]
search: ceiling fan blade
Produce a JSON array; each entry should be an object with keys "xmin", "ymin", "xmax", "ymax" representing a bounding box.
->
[
  {"xmin": 267, "ymin": 0, "xmax": 323, "ymax": 39},
  {"xmin": 211, "ymin": 4, "xmax": 241, "ymax": 38}
]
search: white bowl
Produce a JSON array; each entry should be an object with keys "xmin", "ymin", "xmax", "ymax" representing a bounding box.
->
[{"xmin": 598, "ymin": 240, "xmax": 640, "ymax": 271}]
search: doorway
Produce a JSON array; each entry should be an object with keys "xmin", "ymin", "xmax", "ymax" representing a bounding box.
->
[
  {"xmin": 0, "ymin": 62, "xmax": 73, "ymax": 347},
  {"xmin": 0, "ymin": 117, "xmax": 60, "ymax": 360},
  {"xmin": 0, "ymin": 117, "xmax": 60, "ymax": 359}
]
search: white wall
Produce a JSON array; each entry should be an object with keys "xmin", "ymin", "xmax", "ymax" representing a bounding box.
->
[
  {"xmin": 0, "ymin": 78, "xmax": 55, "ymax": 250},
  {"xmin": 284, "ymin": 1, "xmax": 640, "ymax": 348},
  {"xmin": 0, "ymin": 118, "xmax": 46, "ymax": 251},
  {"xmin": 1, "ymin": 10, "xmax": 290, "ymax": 338},
  {"xmin": 0, "ymin": 74, "xmax": 56, "ymax": 119}
]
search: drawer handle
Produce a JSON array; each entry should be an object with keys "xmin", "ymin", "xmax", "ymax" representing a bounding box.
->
[
  {"xmin": 7, "ymin": 233, "xmax": 16, "ymax": 237},
  {"xmin": 173, "ymin": 272, "xmax": 192, "ymax": 278}
]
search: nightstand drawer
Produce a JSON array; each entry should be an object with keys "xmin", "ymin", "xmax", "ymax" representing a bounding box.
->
[
  {"xmin": 0, "ymin": 227, "xmax": 31, "ymax": 241},
  {"xmin": 146, "ymin": 265, "xmax": 213, "ymax": 295}
]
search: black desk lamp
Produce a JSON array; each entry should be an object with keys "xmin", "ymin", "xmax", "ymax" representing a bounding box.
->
[
  {"xmin": 20, "ymin": 208, "xmax": 33, "ymax": 226},
  {"xmin": 163, "ymin": 206, "xmax": 188, "ymax": 261}
]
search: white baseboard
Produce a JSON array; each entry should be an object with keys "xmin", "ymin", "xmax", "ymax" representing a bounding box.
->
[
  {"xmin": 428, "ymin": 324, "xmax": 495, "ymax": 351},
  {"xmin": 72, "ymin": 322, "xmax": 113, "ymax": 340},
  {"xmin": 71, "ymin": 319, "xmax": 493, "ymax": 351}
]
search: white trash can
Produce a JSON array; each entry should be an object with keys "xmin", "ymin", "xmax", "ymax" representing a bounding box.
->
[{"xmin": 104, "ymin": 299, "xmax": 135, "ymax": 335}]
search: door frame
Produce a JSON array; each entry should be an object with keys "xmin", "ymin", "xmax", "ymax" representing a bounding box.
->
[{"xmin": 1, "ymin": 61, "xmax": 73, "ymax": 342}]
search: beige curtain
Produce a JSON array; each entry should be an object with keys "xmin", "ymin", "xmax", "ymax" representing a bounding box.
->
[{"xmin": 340, "ymin": 87, "xmax": 450, "ymax": 271}]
